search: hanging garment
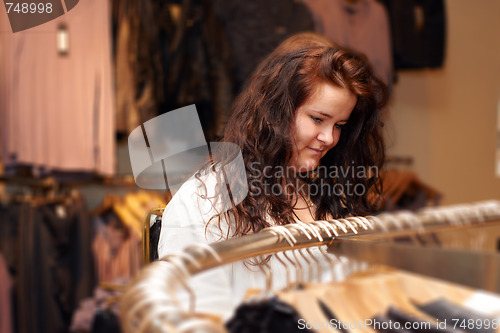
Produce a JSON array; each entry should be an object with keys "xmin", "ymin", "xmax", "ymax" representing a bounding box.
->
[
  {"xmin": 0, "ymin": 0, "xmax": 115, "ymax": 176},
  {"xmin": 0, "ymin": 254, "xmax": 13, "ymax": 333},
  {"xmin": 91, "ymin": 213, "xmax": 142, "ymax": 283},
  {"xmin": 1, "ymin": 201, "xmax": 34, "ymax": 333},
  {"xmin": 386, "ymin": 306, "xmax": 463, "ymax": 333},
  {"xmin": 462, "ymin": 291, "xmax": 500, "ymax": 320},
  {"xmin": 113, "ymin": 9, "xmax": 141, "ymax": 135},
  {"xmin": 372, "ymin": 314, "xmax": 412, "ymax": 333},
  {"xmin": 91, "ymin": 309, "xmax": 121, "ymax": 333},
  {"xmin": 418, "ymin": 299, "xmax": 495, "ymax": 333},
  {"xmin": 212, "ymin": 0, "xmax": 316, "ymax": 94},
  {"xmin": 0, "ymin": 203, "xmax": 24, "ymax": 274},
  {"xmin": 378, "ymin": 0, "xmax": 446, "ymax": 69},
  {"xmin": 149, "ymin": 216, "xmax": 162, "ymax": 261},
  {"xmin": 302, "ymin": 0, "xmax": 393, "ymax": 89},
  {"xmin": 226, "ymin": 297, "xmax": 317, "ymax": 333},
  {"xmin": 276, "ymin": 290, "xmax": 347, "ymax": 333},
  {"xmin": 0, "ymin": 197, "xmax": 95, "ymax": 333},
  {"xmin": 70, "ymin": 298, "xmax": 97, "ymax": 332},
  {"xmin": 163, "ymin": 0, "xmax": 235, "ymax": 140},
  {"xmin": 317, "ymin": 299, "xmax": 350, "ymax": 333},
  {"xmin": 26, "ymin": 198, "xmax": 95, "ymax": 333},
  {"xmin": 112, "ymin": 0, "xmax": 165, "ymax": 136},
  {"xmin": 71, "ymin": 282, "xmax": 124, "ymax": 333}
]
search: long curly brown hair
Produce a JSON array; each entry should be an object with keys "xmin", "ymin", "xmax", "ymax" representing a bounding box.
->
[{"xmin": 200, "ymin": 32, "xmax": 387, "ymax": 237}]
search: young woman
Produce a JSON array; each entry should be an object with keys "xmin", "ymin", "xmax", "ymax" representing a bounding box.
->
[{"xmin": 157, "ymin": 32, "xmax": 387, "ymax": 317}]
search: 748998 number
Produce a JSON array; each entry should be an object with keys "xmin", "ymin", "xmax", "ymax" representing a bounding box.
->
[
  {"xmin": 5, "ymin": 3, "xmax": 53, "ymax": 14},
  {"xmin": 452, "ymin": 319, "xmax": 498, "ymax": 330}
]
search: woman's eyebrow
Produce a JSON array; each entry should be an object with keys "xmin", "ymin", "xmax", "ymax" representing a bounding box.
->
[
  {"xmin": 313, "ymin": 111, "xmax": 332, "ymax": 118},
  {"xmin": 313, "ymin": 111, "xmax": 349, "ymax": 122}
]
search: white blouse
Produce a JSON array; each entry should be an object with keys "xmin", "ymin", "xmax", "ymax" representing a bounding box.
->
[{"xmin": 157, "ymin": 171, "xmax": 340, "ymax": 320}]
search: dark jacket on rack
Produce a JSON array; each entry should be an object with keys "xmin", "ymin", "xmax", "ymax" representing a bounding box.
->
[
  {"xmin": 0, "ymin": 196, "xmax": 96, "ymax": 333},
  {"xmin": 378, "ymin": 0, "xmax": 446, "ymax": 69},
  {"xmin": 0, "ymin": 251, "xmax": 13, "ymax": 333},
  {"xmin": 212, "ymin": 0, "xmax": 316, "ymax": 94},
  {"xmin": 112, "ymin": 0, "xmax": 166, "ymax": 135},
  {"xmin": 162, "ymin": 0, "xmax": 236, "ymax": 140}
]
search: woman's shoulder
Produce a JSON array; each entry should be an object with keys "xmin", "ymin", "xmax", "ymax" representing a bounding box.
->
[
  {"xmin": 162, "ymin": 168, "xmax": 233, "ymax": 231},
  {"xmin": 168, "ymin": 169, "xmax": 219, "ymax": 202},
  {"xmin": 158, "ymin": 169, "xmax": 232, "ymax": 256}
]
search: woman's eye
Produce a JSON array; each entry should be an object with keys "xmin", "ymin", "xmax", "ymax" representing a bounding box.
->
[
  {"xmin": 335, "ymin": 123, "xmax": 346, "ymax": 129},
  {"xmin": 311, "ymin": 116, "xmax": 323, "ymax": 123}
]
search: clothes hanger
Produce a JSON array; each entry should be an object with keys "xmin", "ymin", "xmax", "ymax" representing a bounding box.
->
[
  {"xmin": 124, "ymin": 192, "xmax": 149, "ymax": 220},
  {"xmin": 91, "ymin": 194, "xmax": 142, "ymax": 238},
  {"xmin": 394, "ymin": 270, "xmax": 475, "ymax": 307},
  {"xmin": 305, "ymin": 248, "xmax": 323, "ymax": 283},
  {"xmin": 127, "ymin": 191, "xmax": 166, "ymax": 218},
  {"xmin": 266, "ymin": 228, "xmax": 297, "ymax": 290},
  {"xmin": 269, "ymin": 226, "xmax": 338, "ymax": 333},
  {"xmin": 299, "ymin": 257, "xmax": 435, "ymax": 332},
  {"xmin": 285, "ymin": 249, "xmax": 303, "ymax": 287},
  {"xmin": 287, "ymin": 222, "xmax": 435, "ymax": 328},
  {"xmin": 177, "ymin": 318, "xmax": 227, "ymax": 333},
  {"xmin": 274, "ymin": 252, "xmax": 293, "ymax": 290},
  {"xmin": 383, "ymin": 211, "xmax": 477, "ymax": 305},
  {"xmin": 270, "ymin": 225, "xmax": 363, "ymax": 333},
  {"xmin": 138, "ymin": 248, "xmax": 226, "ymax": 333},
  {"xmin": 113, "ymin": 198, "xmax": 143, "ymax": 238},
  {"xmin": 331, "ymin": 238, "xmax": 500, "ymax": 293},
  {"xmin": 275, "ymin": 288, "xmax": 340, "ymax": 333},
  {"xmin": 291, "ymin": 237, "xmax": 377, "ymax": 333},
  {"xmin": 330, "ymin": 213, "xmax": 490, "ymax": 315},
  {"xmin": 121, "ymin": 201, "xmax": 500, "ymax": 332}
]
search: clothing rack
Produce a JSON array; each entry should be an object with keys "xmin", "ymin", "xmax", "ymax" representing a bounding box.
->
[
  {"xmin": 0, "ymin": 174, "xmax": 138, "ymax": 188},
  {"xmin": 120, "ymin": 200, "xmax": 500, "ymax": 333},
  {"xmin": 0, "ymin": 175, "xmax": 58, "ymax": 190}
]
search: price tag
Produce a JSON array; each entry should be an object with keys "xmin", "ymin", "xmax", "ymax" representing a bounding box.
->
[{"xmin": 57, "ymin": 22, "xmax": 69, "ymax": 55}]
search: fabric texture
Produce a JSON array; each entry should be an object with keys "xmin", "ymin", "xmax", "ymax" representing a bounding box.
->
[
  {"xmin": 112, "ymin": 0, "xmax": 165, "ymax": 135},
  {"xmin": 162, "ymin": 0, "xmax": 235, "ymax": 140},
  {"xmin": 71, "ymin": 281, "xmax": 125, "ymax": 333},
  {"xmin": 418, "ymin": 299, "xmax": 495, "ymax": 333},
  {"xmin": 91, "ymin": 213, "xmax": 142, "ymax": 283},
  {"xmin": 0, "ymin": 0, "xmax": 115, "ymax": 175},
  {"xmin": 149, "ymin": 216, "xmax": 162, "ymax": 261},
  {"xmin": 91, "ymin": 309, "xmax": 121, "ymax": 333},
  {"xmin": 463, "ymin": 291, "xmax": 500, "ymax": 319},
  {"xmin": 0, "ymin": 197, "xmax": 95, "ymax": 333},
  {"xmin": 0, "ymin": 254, "xmax": 13, "ymax": 333},
  {"xmin": 371, "ymin": 314, "xmax": 412, "ymax": 333},
  {"xmin": 212, "ymin": 0, "xmax": 315, "ymax": 94},
  {"xmin": 378, "ymin": 0, "xmax": 446, "ymax": 69},
  {"xmin": 387, "ymin": 306, "xmax": 464, "ymax": 333},
  {"xmin": 226, "ymin": 297, "xmax": 316, "ymax": 333}
]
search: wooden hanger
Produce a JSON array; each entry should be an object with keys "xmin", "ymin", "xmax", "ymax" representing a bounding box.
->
[
  {"xmin": 380, "ymin": 169, "xmax": 442, "ymax": 208},
  {"xmin": 276, "ymin": 290, "xmax": 339, "ymax": 333},
  {"xmin": 91, "ymin": 194, "xmax": 141, "ymax": 237},
  {"xmin": 394, "ymin": 270, "xmax": 475, "ymax": 306},
  {"xmin": 331, "ymin": 238, "xmax": 500, "ymax": 293}
]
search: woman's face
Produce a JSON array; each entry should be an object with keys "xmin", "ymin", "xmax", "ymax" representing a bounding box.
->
[{"xmin": 290, "ymin": 83, "xmax": 357, "ymax": 172}]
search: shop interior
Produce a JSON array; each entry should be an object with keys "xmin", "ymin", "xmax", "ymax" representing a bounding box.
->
[{"xmin": 1, "ymin": 0, "xmax": 500, "ymax": 332}]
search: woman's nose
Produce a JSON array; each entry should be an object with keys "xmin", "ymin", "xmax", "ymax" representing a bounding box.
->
[{"xmin": 317, "ymin": 127, "xmax": 338, "ymax": 147}]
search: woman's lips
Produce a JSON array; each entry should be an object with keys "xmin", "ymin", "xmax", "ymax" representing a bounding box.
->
[{"xmin": 307, "ymin": 147, "xmax": 323, "ymax": 155}]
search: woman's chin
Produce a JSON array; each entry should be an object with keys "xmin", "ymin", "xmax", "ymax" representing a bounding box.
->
[{"xmin": 291, "ymin": 161, "xmax": 319, "ymax": 173}]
